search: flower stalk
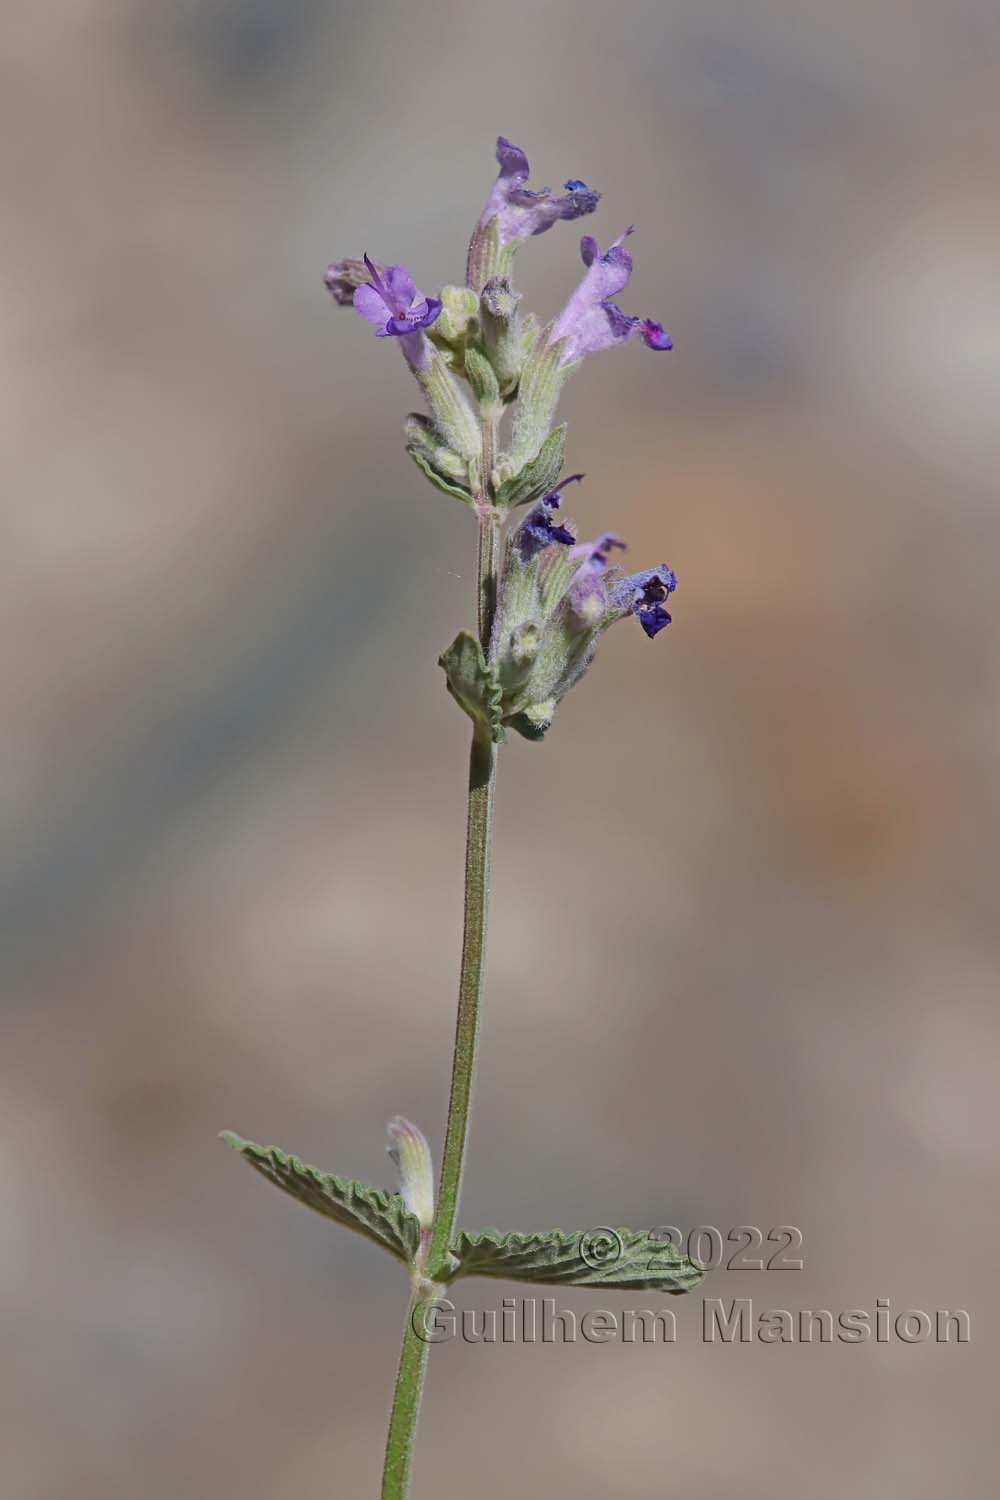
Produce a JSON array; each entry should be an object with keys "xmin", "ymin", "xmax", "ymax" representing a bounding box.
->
[{"xmin": 380, "ymin": 397, "xmax": 502, "ymax": 1496}]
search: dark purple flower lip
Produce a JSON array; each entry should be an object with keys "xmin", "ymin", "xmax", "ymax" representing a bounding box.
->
[
  {"xmin": 517, "ymin": 475, "xmax": 595, "ymax": 561},
  {"xmin": 601, "ymin": 303, "xmax": 672, "ymax": 352},
  {"xmin": 380, "ymin": 300, "xmax": 443, "ymax": 337},
  {"xmin": 641, "ymin": 319, "xmax": 673, "ymax": 351},
  {"xmin": 518, "ymin": 505, "xmax": 576, "ymax": 560},
  {"xmin": 637, "ymin": 601, "xmax": 672, "ymax": 637}
]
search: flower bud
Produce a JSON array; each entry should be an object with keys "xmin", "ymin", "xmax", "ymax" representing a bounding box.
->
[
  {"xmin": 387, "ymin": 1116, "xmax": 435, "ymax": 1232},
  {"xmin": 323, "ymin": 257, "xmax": 376, "ymax": 305},
  {"xmin": 432, "ymin": 284, "xmax": 481, "ymax": 348},
  {"xmin": 479, "ymin": 277, "xmax": 524, "ymax": 396}
]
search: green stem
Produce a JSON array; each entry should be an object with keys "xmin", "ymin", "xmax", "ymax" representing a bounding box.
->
[
  {"xmin": 426, "ymin": 717, "xmax": 497, "ymax": 1280},
  {"xmin": 381, "ymin": 1294, "xmax": 432, "ymax": 1500},
  {"xmin": 380, "ymin": 428, "xmax": 501, "ymax": 1500}
]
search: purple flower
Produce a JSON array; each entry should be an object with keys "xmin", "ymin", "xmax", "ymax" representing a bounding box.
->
[
  {"xmin": 612, "ymin": 566, "xmax": 678, "ymax": 639},
  {"xmin": 487, "ymin": 474, "xmax": 678, "ymax": 740},
  {"xmin": 516, "ymin": 475, "xmax": 584, "ymax": 560},
  {"xmin": 478, "ymin": 138, "xmax": 600, "ymax": 250},
  {"xmin": 549, "ymin": 231, "xmax": 673, "ymax": 365},
  {"xmin": 352, "ymin": 255, "xmax": 442, "ymax": 339}
]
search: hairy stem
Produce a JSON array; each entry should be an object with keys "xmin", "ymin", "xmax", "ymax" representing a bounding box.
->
[
  {"xmin": 426, "ymin": 717, "xmax": 497, "ymax": 1280},
  {"xmin": 380, "ymin": 423, "xmax": 501, "ymax": 1499},
  {"xmin": 381, "ymin": 1294, "xmax": 432, "ymax": 1500}
]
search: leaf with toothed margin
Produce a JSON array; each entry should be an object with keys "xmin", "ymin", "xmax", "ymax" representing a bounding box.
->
[
  {"xmin": 222, "ymin": 1133, "xmax": 422, "ymax": 1264},
  {"xmin": 438, "ymin": 631, "xmax": 505, "ymax": 742},
  {"xmin": 449, "ymin": 1227, "xmax": 705, "ymax": 1293},
  {"xmin": 494, "ymin": 424, "xmax": 568, "ymax": 511}
]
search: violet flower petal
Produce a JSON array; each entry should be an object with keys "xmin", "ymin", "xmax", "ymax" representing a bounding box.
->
[
  {"xmin": 353, "ymin": 282, "xmax": 391, "ymax": 327},
  {"xmin": 381, "ymin": 264, "xmax": 418, "ymax": 316}
]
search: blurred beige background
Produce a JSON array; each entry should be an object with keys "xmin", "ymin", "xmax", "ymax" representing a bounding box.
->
[{"xmin": 3, "ymin": 1, "xmax": 998, "ymax": 1495}]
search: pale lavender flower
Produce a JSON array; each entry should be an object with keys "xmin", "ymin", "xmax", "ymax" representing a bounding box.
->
[
  {"xmin": 549, "ymin": 230, "xmax": 673, "ymax": 365},
  {"xmin": 476, "ymin": 137, "xmax": 600, "ymax": 251}
]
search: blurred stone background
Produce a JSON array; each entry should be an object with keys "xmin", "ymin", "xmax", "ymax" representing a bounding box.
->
[{"xmin": 3, "ymin": 1, "xmax": 998, "ymax": 1495}]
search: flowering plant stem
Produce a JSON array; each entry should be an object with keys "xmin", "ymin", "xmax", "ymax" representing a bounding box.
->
[
  {"xmin": 381, "ymin": 445, "xmax": 500, "ymax": 1499},
  {"xmin": 279, "ymin": 137, "xmax": 687, "ymax": 1498}
]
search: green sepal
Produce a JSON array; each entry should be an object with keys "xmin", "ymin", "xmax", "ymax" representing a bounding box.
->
[
  {"xmin": 505, "ymin": 335, "xmax": 576, "ymax": 475},
  {"xmin": 407, "ymin": 448, "xmax": 474, "ymax": 504},
  {"xmin": 438, "ymin": 631, "xmax": 505, "ymax": 741},
  {"xmin": 222, "ymin": 1132, "xmax": 422, "ymax": 1264},
  {"xmin": 467, "ymin": 214, "xmax": 514, "ymax": 294},
  {"xmin": 404, "ymin": 413, "xmax": 473, "ymax": 504},
  {"xmin": 480, "ymin": 277, "xmax": 524, "ymax": 396},
  {"xmin": 504, "ymin": 704, "xmax": 554, "ymax": 741},
  {"xmin": 415, "ymin": 351, "xmax": 481, "ymax": 461},
  {"xmin": 494, "ymin": 424, "xmax": 567, "ymax": 511},
  {"xmin": 450, "ymin": 1226, "xmax": 705, "ymax": 1293},
  {"xmin": 463, "ymin": 347, "xmax": 502, "ymax": 417}
]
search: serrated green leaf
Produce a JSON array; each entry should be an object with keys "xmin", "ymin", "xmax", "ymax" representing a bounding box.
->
[
  {"xmin": 222, "ymin": 1133, "xmax": 421, "ymax": 1264},
  {"xmin": 494, "ymin": 425, "xmax": 568, "ymax": 510},
  {"xmin": 438, "ymin": 631, "xmax": 504, "ymax": 741},
  {"xmin": 450, "ymin": 1227, "xmax": 705, "ymax": 1293}
]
